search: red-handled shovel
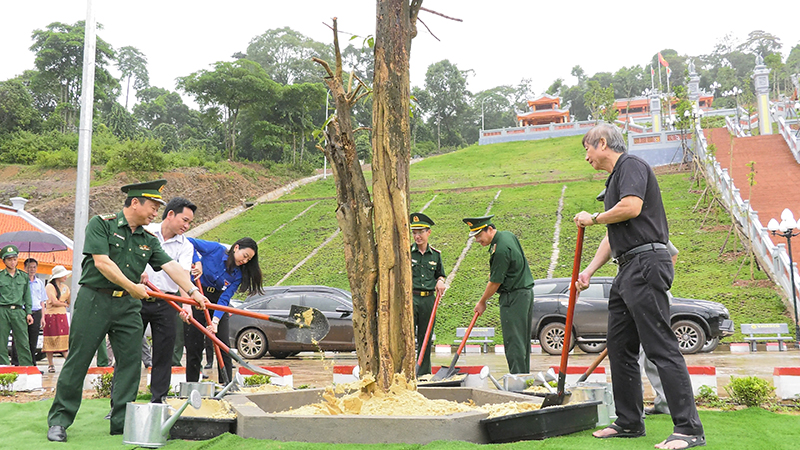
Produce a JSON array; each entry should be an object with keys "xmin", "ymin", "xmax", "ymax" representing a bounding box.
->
[
  {"xmin": 415, "ymin": 290, "xmax": 443, "ymax": 377},
  {"xmin": 541, "ymin": 226, "xmax": 585, "ymax": 408},
  {"xmin": 429, "ymin": 310, "xmax": 481, "ymax": 382},
  {"xmin": 193, "ymin": 276, "xmax": 229, "ymax": 385},
  {"xmin": 145, "ymin": 282, "xmax": 279, "ymax": 378}
]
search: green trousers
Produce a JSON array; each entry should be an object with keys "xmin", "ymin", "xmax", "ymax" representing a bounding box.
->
[
  {"xmin": 96, "ymin": 337, "xmax": 109, "ymax": 367},
  {"xmin": 48, "ymin": 287, "xmax": 143, "ymax": 434},
  {"xmin": 499, "ymin": 288, "xmax": 534, "ymax": 374},
  {"xmin": 413, "ymin": 294, "xmax": 436, "ymax": 375},
  {"xmin": 0, "ymin": 308, "xmax": 33, "ymax": 366}
]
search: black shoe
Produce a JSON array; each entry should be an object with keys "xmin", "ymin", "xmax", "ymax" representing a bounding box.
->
[
  {"xmin": 48, "ymin": 425, "xmax": 67, "ymax": 442},
  {"xmin": 644, "ymin": 406, "xmax": 668, "ymax": 416},
  {"xmin": 204, "ymin": 363, "xmax": 213, "ymax": 370},
  {"xmin": 104, "ymin": 410, "xmax": 112, "ymax": 420},
  {"xmin": 110, "ymin": 429, "xmax": 123, "ymax": 436},
  {"xmin": 201, "ymin": 373, "xmax": 209, "ymax": 379}
]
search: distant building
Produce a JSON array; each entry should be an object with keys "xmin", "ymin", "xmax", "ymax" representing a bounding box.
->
[
  {"xmin": 0, "ymin": 197, "xmax": 73, "ymax": 274},
  {"xmin": 614, "ymin": 94, "xmax": 714, "ymax": 121},
  {"xmin": 516, "ymin": 94, "xmax": 570, "ymax": 126}
]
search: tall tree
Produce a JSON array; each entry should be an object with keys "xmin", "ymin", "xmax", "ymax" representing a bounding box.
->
[
  {"xmin": 370, "ymin": 0, "xmax": 422, "ymax": 389},
  {"xmin": 738, "ymin": 30, "xmax": 782, "ymax": 58},
  {"xmin": 29, "ymin": 21, "xmax": 118, "ymax": 133},
  {"xmin": 584, "ymin": 80, "xmax": 617, "ymax": 123},
  {"xmin": 419, "ymin": 59, "xmax": 471, "ymax": 149},
  {"xmin": 0, "ymin": 79, "xmax": 41, "ymax": 134},
  {"xmin": 178, "ymin": 60, "xmax": 277, "ymax": 160},
  {"xmin": 116, "ymin": 46, "xmax": 150, "ymax": 109},
  {"xmin": 246, "ymin": 27, "xmax": 332, "ymax": 85}
]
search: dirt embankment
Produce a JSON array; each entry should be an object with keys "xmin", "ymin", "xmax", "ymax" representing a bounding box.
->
[{"xmin": 0, "ymin": 165, "xmax": 288, "ymax": 239}]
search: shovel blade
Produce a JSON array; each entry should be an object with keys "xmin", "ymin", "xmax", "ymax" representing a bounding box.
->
[
  {"xmin": 430, "ymin": 365, "xmax": 460, "ymax": 382},
  {"xmin": 286, "ymin": 305, "xmax": 330, "ymax": 344},
  {"xmin": 540, "ymin": 391, "xmax": 572, "ymax": 408}
]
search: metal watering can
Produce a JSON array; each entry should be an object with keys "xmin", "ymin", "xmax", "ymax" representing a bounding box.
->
[
  {"xmin": 570, "ymin": 382, "xmax": 616, "ymax": 427},
  {"xmin": 122, "ymin": 390, "xmax": 202, "ymax": 448}
]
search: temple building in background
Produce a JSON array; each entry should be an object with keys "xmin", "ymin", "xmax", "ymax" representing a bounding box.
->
[{"xmin": 516, "ymin": 94, "xmax": 570, "ymax": 126}]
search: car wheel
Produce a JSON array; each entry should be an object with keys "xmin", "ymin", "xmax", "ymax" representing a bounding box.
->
[
  {"xmin": 701, "ymin": 336, "xmax": 720, "ymax": 353},
  {"xmin": 236, "ymin": 328, "xmax": 267, "ymax": 359},
  {"xmin": 577, "ymin": 342, "xmax": 606, "ymax": 353},
  {"xmin": 672, "ymin": 320, "xmax": 706, "ymax": 354},
  {"xmin": 269, "ymin": 350, "xmax": 292, "ymax": 359},
  {"xmin": 539, "ymin": 322, "xmax": 575, "ymax": 355},
  {"xmin": 289, "ymin": 351, "xmax": 301, "ymax": 357}
]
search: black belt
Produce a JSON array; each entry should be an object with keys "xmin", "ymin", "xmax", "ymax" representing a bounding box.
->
[
  {"xmin": 92, "ymin": 287, "xmax": 127, "ymax": 297},
  {"xmin": 0, "ymin": 304, "xmax": 25, "ymax": 311},
  {"xmin": 412, "ymin": 290, "xmax": 434, "ymax": 297},
  {"xmin": 613, "ymin": 243, "xmax": 667, "ymax": 266}
]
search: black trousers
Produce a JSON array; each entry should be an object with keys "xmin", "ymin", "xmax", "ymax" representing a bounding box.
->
[
  {"xmin": 140, "ymin": 297, "xmax": 178, "ymax": 402},
  {"xmin": 11, "ymin": 309, "xmax": 41, "ymax": 365},
  {"xmin": 184, "ymin": 288, "xmax": 232, "ymax": 383},
  {"xmin": 607, "ymin": 249, "xmax": 703, "ymax": 436}
]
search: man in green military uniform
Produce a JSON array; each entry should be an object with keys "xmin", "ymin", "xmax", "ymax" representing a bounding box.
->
[
  {"xmin": 47, "ymin": 180, "xmax": 209, "ymax": 442},
  {"xmin": 0, "ymin": 245, "xmax": 34, "ymax": 367},
  {"xmin": 464, "ymin": 215, "xmax": 534, "ymax": 374},
  {"xmin": 410, "ymin": 213, "xmax": 447, "ymax": 375}
]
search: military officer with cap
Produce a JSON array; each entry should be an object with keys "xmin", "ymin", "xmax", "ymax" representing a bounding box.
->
[
  {"xmin": 0, "ymin": 244, "xmax": 34, "ymax": 367},
  {"xmin": 464, "ymin": 215, "xmax": 534, "ymax": 374},
  {"xmin": 410, "ymin": 212, "xmax": 447, "ymax": 375},
  {"xmin": 47, "ymin": 179, "xmax": 209, "ymax": 442}
]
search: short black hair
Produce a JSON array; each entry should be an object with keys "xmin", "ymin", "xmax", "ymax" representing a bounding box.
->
[
  {"xmin": 24, "ymin": 258, "xmax": 38, "ymax": 266},
  {"xmin": 124, "ymin": 196, "xmax": 147, "ymax": 208},
  {"xmin": 162, "ymin": 197, "xmax": 197, "ymax": 220}
]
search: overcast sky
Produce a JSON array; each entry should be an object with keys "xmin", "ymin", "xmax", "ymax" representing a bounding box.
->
[{"xmin": 2, "ymin": 0, "xmax": 798, "ymax": 106}]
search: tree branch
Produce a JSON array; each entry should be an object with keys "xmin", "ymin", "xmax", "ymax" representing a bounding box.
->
[
  {"xmin": 332, "ymin": 18, "xmax": 342, "ymax": 81},
  {"xmin": 312, "ymin": 57, "xmax": 334, "ymax": 78},
  {"xmin": 419, "ymin": 6, "xmax": 463, "ymax": 22},
  {"xmin": 416, "ymin": 18, "xmax": 439, "ymax": 42}
]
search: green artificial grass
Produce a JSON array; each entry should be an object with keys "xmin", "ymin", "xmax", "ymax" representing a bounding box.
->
[{"xmin": 2, "ymin": 399, "xmax": 799, "ymax": 449}]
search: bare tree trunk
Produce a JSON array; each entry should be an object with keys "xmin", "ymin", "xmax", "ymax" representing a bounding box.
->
[
  {"xmin": 371, "ymin": 0, "xmax": 421, "ymax": 387},
  {"xmin": 313, "ymin": 19, "xmax": 380, "ymax": 378}
]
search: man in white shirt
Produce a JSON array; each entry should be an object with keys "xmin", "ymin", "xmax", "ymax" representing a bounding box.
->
[{"xmin": 141, "ymin": 197, "xmax": 199, "ymax": 402}]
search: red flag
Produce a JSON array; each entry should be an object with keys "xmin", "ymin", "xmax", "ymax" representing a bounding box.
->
[
  {"xmin": 651, "ymin": 66, "xmax": 655, "ymax": 76},
  {"xmin": 658, "ymin": 52, "xmax": 669, "ymax": 68},
  {"xmin": 666, "ymin": 67, "xmax": 672, "ymax": 77}
]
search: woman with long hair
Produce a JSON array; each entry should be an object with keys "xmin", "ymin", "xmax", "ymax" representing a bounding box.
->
[
  {"xmin": 43, "ymin": 265, "xmax": 71, "ymax": 373},
  {"xmin": 184, "ymin": 237, "xmax": 263, "ymax": 383}
]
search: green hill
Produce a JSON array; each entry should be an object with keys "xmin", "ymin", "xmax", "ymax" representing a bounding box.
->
[{"xmin": 200, "ymin": 137, "xmax": 790, "ymax": 344}]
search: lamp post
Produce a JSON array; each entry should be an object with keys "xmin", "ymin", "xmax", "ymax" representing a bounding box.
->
[
  {"xmin": 709, "ymin": 81, "xmax": 721, "ymax": 98},
  {"xmin": 767, "ymin": 209, "xmax": 800, "ymax": 339},
  {"xmin": 723, "ymin": 86, "xmax": 742, "ymax": 127},
  {"xmin": 481, "ymin": 97, "xmax": 487, "ymax": 131}
]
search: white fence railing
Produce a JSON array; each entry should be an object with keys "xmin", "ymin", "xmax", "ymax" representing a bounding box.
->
[
  {"xmin": 694, "ymin": 125, "xmax": 800, "ymax": 324},
  {"xmin": 776, "ymin": 116, "xmax": 800, "ymax": 163}
]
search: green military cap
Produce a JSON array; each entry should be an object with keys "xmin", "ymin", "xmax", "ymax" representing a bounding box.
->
[
  {"xmin": 462, "ymin": 215, "xmax": 494, "ymax": 237},
  {"xmin": 1, "ymin": 245, "xmax": 19, "ymax": 259},
  {"xmin": 121, "ymin": 179, "xmax": 167, "ymax": 205},
  {"xmin": 410, "ymin": 212, "xmax": 435, "ymax": 229}
]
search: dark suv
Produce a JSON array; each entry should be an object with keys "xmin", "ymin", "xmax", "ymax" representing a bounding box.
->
[
  {"xmin": 228, "ymin": 285, "xmax": 355, "ymax": 359},
  {"xmin": 532, "ymin": 277, "xmax": 734, "ymax": 355}
]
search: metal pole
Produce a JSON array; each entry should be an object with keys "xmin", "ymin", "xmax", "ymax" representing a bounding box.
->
[
  {"xmin": 787, "ymin": 232, "xmax": 800, "ymax": 338},
  {"xmin": 481, "ymin": 98, "xmax": 485, "ymax": 131},
  {"xmin": 70, "ymin": 0, "xmax": 96, "ymax": 309}
]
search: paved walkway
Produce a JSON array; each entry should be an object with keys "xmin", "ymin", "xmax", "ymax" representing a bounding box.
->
[{"xmin": 707, "ymin": 128, "xmax": 800, "ymax": 263}]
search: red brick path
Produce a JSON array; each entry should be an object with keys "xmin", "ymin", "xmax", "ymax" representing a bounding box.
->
[{"xmin": 706, "ymin": 128, "xmax": 800, "ymax": 264}]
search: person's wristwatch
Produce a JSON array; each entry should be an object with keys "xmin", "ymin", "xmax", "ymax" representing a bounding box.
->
[
  {"xmin": 591, "ymin": 212, "xmax": 600, "ymax": 224},
  {"xmin": 187, "ymin": 286, "xmax": 199, "ymax": 296}
]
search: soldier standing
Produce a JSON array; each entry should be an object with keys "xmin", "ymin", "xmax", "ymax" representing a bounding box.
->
[
  {"xmin": 410, "ymin": 213, "xmax": 446, "ymax": 375},
  {"xmin": 47, "ymin": 180, "xmax": 208, "ymax": 442}
]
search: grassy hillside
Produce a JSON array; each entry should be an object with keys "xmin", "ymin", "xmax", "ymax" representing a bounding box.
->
[{"xmin": 201, "ymin": 137, "xmax": 790, "ymax": 344}]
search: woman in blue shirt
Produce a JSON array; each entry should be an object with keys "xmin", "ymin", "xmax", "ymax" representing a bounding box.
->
[{"xmin": 185, "ymin": 237, "xmax": 263, "ymax": 383}]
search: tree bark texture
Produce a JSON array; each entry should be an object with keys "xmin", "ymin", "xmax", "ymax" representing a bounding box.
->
[
  {"xmin": 371, "ymin": 0, "xmax": 422, "ymax": 388},
  {"xmin": 313, "ymin": 19, "xmax": 380, "ymax": 377}
]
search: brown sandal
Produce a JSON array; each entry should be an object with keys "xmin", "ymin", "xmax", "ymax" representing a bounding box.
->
[{"xmin": 48, "ymin": 365, "xmax": 55, "ymax": 373}]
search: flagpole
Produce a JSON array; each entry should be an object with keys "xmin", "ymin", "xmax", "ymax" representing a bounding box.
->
[
  {"xmin": 657, "ymin": 63, "xmax": 662, "ymax": 91},
  {"xmin": 666, "ymin": 69, "xmax": 671, "ymax": 129},
  {"xmin": 650, "ymin": 66, "xmax": 655, "ymax": 90}
]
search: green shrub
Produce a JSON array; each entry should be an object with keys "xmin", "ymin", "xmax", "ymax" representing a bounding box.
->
[
  {"xmin": 104, "ymin": 138, "xmax": 167, "ymax": 176},
  {"xmin": 36, "ymin": 147, "xmax": 78, "ymax": 168},
  {"xmin": 244, "ymin": 375, "xmax": 271, "ymax": 386},
  {"xmin": 724, "ymin": 375, "xmax": 775, "ymax": 407},
  {"xmin": 701, "ymin": 116, "xmax": 726, "ymax": 129},
  {"xmin": 0, "ymin": 130, "xmax": 78, "ymax": 164},
  {"xmin": 92, "ymin": 372, "xmax": 114, "ymax": 398},
  {"xmin": 695, "ymin": 384, "xmax": 727, "ymax": 408},
  {"xmin": 0, "ymin": 373, "xmax": 19, "ymax": 396}
]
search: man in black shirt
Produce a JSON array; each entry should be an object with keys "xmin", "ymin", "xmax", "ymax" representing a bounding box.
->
[{"xmin": 573, "ymin": 124, "xmax": 704, "ymax": 449}]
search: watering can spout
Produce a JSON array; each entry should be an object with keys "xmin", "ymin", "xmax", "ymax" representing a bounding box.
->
[{"xmin": 161, "ymin": 390, "xmax": 202, "ymax": 437}]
